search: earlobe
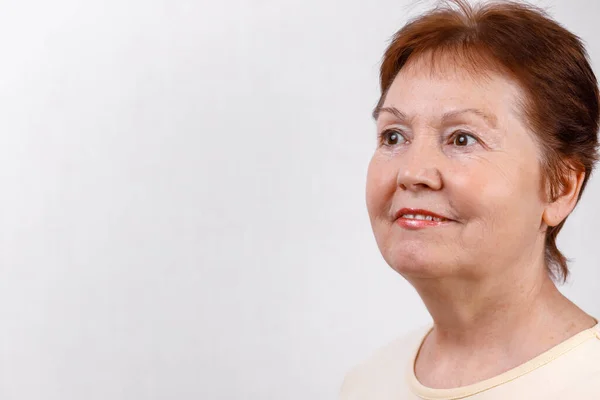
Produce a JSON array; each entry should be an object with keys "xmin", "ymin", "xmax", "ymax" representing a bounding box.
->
[
  {"xmin": 542, "ymin": 205, "xmax": 560, "ymax": 227},
  {"xmin": 542, "ymin": 169, "xmax": 585, "ymax": 227}
]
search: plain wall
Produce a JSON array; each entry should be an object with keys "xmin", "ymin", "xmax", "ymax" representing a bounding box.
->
[{"xmin": 0, "ymin": 0, "xmax": 598, "ymax": 399}]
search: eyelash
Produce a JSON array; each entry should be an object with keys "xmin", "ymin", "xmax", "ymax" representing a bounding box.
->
[{"xmin": 378, "ymin": 129, "xmax": 479, "ymax": 147}]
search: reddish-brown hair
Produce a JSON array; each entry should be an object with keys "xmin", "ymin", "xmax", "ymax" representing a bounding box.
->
[{"xmin": 375, "ymin": 0, "xmax": 600, "ymax": 282}]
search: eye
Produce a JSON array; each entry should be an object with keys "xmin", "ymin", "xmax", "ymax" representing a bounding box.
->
[
  {"xmin": 451, "ymin": 131, "xmax": 478, "ymax": 147},
  {"xmin": 380, "ymin": 129, "xmax": 406, "ymax": 146}
]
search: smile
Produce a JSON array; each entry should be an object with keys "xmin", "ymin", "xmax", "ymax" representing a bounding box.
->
[
  {"xmin": 400, "ymin": 213, "xmax": 446, "ymax": 222},
  {"xmin": 396, "ymin": 216, "xmax": 451, "ymax": 229}
]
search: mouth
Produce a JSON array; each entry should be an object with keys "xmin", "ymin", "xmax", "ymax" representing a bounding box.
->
[{"xmin": 394, "ymin": 208, "xmax": 453, "ymax": 229}]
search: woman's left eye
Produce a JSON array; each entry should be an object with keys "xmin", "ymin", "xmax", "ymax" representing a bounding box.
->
[{"xmin": 451, "ymin": 131, "xmax": 478, "ymax": 147}]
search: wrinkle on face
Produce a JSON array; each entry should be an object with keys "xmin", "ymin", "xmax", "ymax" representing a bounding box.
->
[{"xmin": 366, "ymin": 55, "xmax": 548, "ymax": 280}]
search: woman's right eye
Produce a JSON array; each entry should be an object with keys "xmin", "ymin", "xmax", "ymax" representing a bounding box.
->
[{"xmin": 380, "ymin": 129, "xmax": 405, "ymax": 146}]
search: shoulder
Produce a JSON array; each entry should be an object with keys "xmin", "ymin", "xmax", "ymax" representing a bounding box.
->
[
  {"xmin": 339, "ymin": 325, "xmax": 430, "ymax": 400},
  {"xmin": 536, "ymin": 323, "xmax": 600, "ymax": 398}
]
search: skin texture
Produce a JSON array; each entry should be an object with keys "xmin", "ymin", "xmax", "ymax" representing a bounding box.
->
[{"xmin": 366, "ymin": 55, "xmax": 595, "ymax": 388}]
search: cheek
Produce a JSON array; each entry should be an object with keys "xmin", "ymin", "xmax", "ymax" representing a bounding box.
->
[
  {"xmin": 449, "ymin": 155, "xmax": 542, "ymax": 238},
  {"xmin": 451, "ymin": 154, "xmax": 526, "ymax": 207},
  {"xmin": 366, "ymin": 155, "xmax": 396, "ymax": 219}
]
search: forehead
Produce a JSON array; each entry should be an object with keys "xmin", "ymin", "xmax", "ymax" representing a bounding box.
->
[{"xmin": 382, "ymin": 54, "xmax": 525, "ymax": 120}]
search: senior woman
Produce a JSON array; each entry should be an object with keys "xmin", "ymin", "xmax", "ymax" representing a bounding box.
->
[{"xmin": 340, "ymin": 1, "xmax": 600, "ymax": 399}]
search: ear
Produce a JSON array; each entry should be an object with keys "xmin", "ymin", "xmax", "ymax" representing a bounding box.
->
[{"xmin": 542, "ymin": 168, "xmax": 585, "ymax": 227}]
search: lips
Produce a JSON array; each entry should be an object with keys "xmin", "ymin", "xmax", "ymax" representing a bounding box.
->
[
  {"xmin": 394, "ymin": 208, "xmax": 451, "ymax": 221},
  {"xmin": 393, "ymin": 208, "xmax": 454, "ymax": 230}
]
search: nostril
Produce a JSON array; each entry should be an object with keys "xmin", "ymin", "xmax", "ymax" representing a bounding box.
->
[{"xmin": 397, "ymin": 167, "xmax": 443, "ymax": 191}]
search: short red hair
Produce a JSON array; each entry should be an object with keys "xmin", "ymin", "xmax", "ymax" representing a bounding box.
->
[{"xmin": 374, "ymin": 0, "xmax": 600, "ymax": 282}]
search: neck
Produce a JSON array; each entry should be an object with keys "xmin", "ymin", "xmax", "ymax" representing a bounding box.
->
[
  {"xmin": 409, "ymin": 257, "xmax": 595, "ymax": 388},
  {"xmin": 412, "ymin": 269, "xmax": 563, "ymax": 346}
]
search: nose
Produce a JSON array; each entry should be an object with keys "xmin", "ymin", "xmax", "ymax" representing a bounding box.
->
[{"xmin": 396, "ymin": 139, "xmax": 443, "ymax": 192}]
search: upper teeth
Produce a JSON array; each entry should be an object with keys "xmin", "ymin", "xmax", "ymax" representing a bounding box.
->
[{"xmin": 402, "ymin": 214, "xmax": 444, "ymax": 222}]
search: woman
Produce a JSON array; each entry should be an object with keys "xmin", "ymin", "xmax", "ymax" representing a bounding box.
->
[{"xmin": 340, "ymin": 1, "xmax": 600, "ymax": 399}]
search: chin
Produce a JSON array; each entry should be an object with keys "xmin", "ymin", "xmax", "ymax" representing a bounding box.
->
[
  {"xmin": 389, "ymin": 259, "xmax": 445, "ymax": 278},
  {"xmin": 383, "ymin": 243, "xmax": 456, "ymax": 279}
]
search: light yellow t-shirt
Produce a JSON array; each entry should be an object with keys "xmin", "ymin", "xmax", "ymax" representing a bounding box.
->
[{"xmin": 340, "ymin": 322, "xmax": 600, "ymax": 399}]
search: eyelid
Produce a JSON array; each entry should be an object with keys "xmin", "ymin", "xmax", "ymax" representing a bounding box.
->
[{"xmin": 379, "ymin": 127, "xmax": 405, "ymax": 135}]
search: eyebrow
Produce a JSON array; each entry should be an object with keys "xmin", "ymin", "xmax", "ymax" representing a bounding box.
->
[{"xmin": 373, "ymin": 106, "xmax": 498, "ymax": 129}]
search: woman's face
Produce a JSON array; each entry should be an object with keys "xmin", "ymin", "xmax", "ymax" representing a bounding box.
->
[{"xmin": 366, "ymin": 57, "xmax": 548, "ymax": 279}]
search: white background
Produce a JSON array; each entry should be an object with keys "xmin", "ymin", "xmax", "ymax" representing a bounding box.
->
[{"xmin": 0, "ymin": 0, "xmax": 598, "ymax": 399}]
